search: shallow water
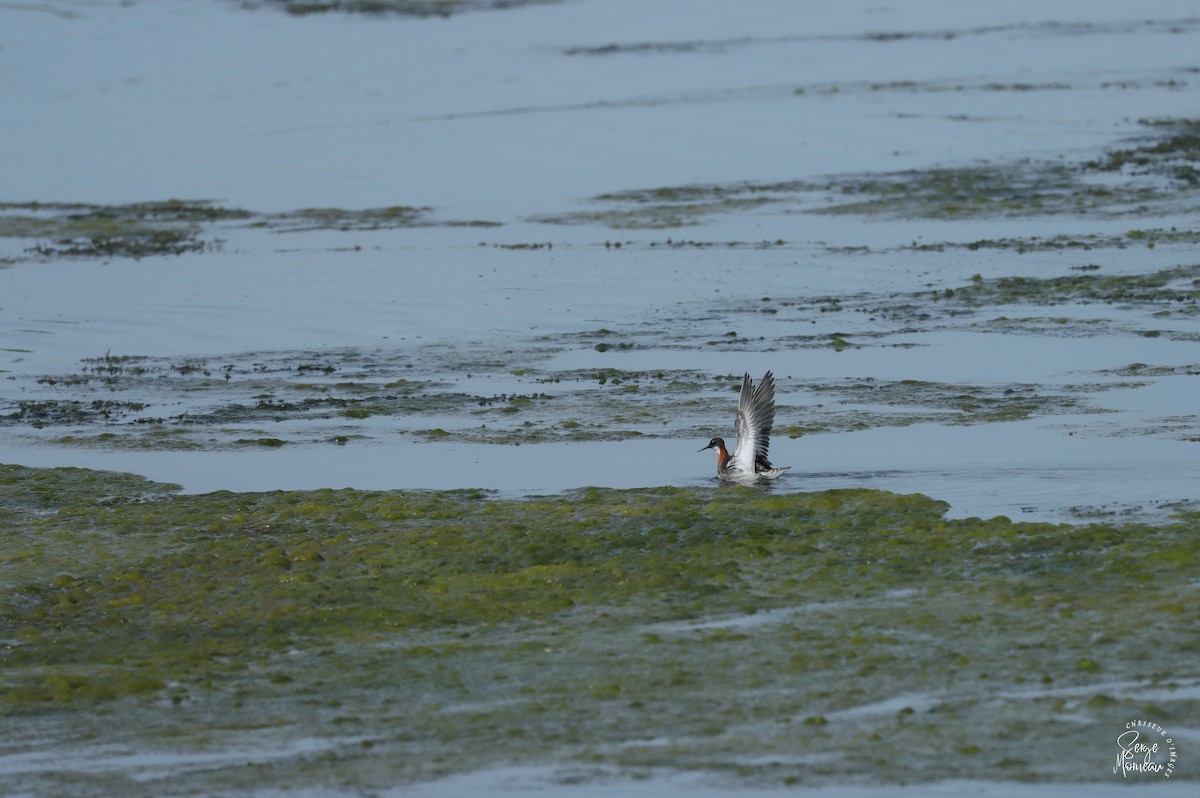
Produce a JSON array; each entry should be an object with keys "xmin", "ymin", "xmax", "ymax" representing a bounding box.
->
[
  {"xmin": 402, "ymin": 769, "xmax": 1200, "ymax": 798},
  {"xmin": 1, "ymin": 0, "xmax": 1199, "ymax": 794}
]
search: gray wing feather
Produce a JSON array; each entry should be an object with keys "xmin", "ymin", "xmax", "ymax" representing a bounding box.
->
[{"xmin": 731, "ymin": 371, "xmax": 777, "ymax": 474}]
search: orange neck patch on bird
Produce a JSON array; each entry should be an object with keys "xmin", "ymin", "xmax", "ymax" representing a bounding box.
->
[{"xmin": 715, "ymin": 443, "xmax": 730, "ymax": 470}]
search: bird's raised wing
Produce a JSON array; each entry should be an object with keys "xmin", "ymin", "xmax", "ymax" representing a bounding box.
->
[{"xmin": 730, "ymin": 371, "xmax": 776, "ymax": 474}]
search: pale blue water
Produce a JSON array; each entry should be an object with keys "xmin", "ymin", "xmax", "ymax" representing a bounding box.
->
[{"xmin": 2, "ymin": 0, "xmax": 1199, "ymax": 520}]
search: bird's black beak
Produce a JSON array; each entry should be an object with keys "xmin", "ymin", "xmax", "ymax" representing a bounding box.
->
[{"xmin": 698, "ymin": 443, "xmax": 712, "ymax": 452}]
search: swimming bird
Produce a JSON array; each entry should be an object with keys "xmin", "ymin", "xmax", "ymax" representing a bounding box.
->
[{"xmin": 699, "ymin": 371, "xmax": 790, "ymax": 482}]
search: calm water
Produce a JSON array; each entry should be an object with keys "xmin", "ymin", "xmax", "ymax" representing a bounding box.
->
[{"xmin": 4, "ymin": 0, "xmax": 1199, "ymax": 521}]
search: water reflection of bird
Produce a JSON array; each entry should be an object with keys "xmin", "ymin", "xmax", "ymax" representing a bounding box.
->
[{"xmin": 699, "ymin": 371, "xmax": 790, "ymax": 482}]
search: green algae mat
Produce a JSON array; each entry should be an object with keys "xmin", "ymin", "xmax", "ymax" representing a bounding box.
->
[{"xmin": 1, "ymin": 463, "xmax": 1197, "ymax": 792}]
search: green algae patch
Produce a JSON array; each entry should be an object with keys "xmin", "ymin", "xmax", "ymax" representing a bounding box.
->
[
  {"xmin": 531, "ymin": 196, "xmax": 773, "ymax": 230},
  {"xmin": 923, "ymin": 264, "xmax": 1200, "ymax": 343},
  {"xmin": 908, "ymin": 226, "xmax": 1200, "ymax": 253},
  {"xmin": 811, "ymin": 162, "xmax": 1100, "ymax": 220},
  {"xmin": 4, "ymin": 346, "xmax": 1152, "ymax": 451},
  {"xmin": 1, "ymin": 465, "xmax": 1198, "ymax": 791},
  {"xmin": 1084, "ymin": 117, "xmax": 1200, "ymax": 185},
  {"xmin": 0, "ymin": 463, "xmax": 180, "ymax": 513},
  {"xmin": 4, "ymin": 399, "xmax": 150, "ymax": 428},
  {"xmin": 782, "ymin": 377, "xmax": 1110, "ymax": 437},
  {"xmin": 264, "ymin": 205, "xmax": 432, "ymax": 231},
  {"xmin": 770, "ymin": 262, "xmax": 1200, "ymax": 343},
  {"xmin": 535, "ymin": 118, "xmax": 1200, "ymax": 230},
  {"xmin": 812, "ymin": 117, "xmax": 1200, "ymax": 219},
  {"xmin": 260, "ymin": 205, "xmax": 500, "ymax": 232},
  {"xmin": 563, "ymin": 19, "xmax": 1200, "ymax": 58},
  {"xmin": 0, "ymin": 200, "xmax": 501, "ymax": 263},
  {"xmin": 0, "ymin": 200, "xmax": 247, "ymax": 259},
  {"xmin": 946, "ymin": 264, "xmax": 1200, "ymax": 310},
  {"xmin": 532, "ymin": 180, "xmax": 813, "ymax": 229},
  {"xmin": 241, "ymin": 0, "xmax": 549, "ymax": 17}
]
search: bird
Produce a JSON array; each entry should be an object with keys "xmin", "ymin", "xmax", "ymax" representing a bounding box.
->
[{"xmin": 699, "ymin": 371, "xmax": 790, "ymax": 482}]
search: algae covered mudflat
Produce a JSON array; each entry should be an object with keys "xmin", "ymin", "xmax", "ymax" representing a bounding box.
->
[{"xmin": 1, "ymin": 464, "xmax": 1197, "ymax": 793}]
